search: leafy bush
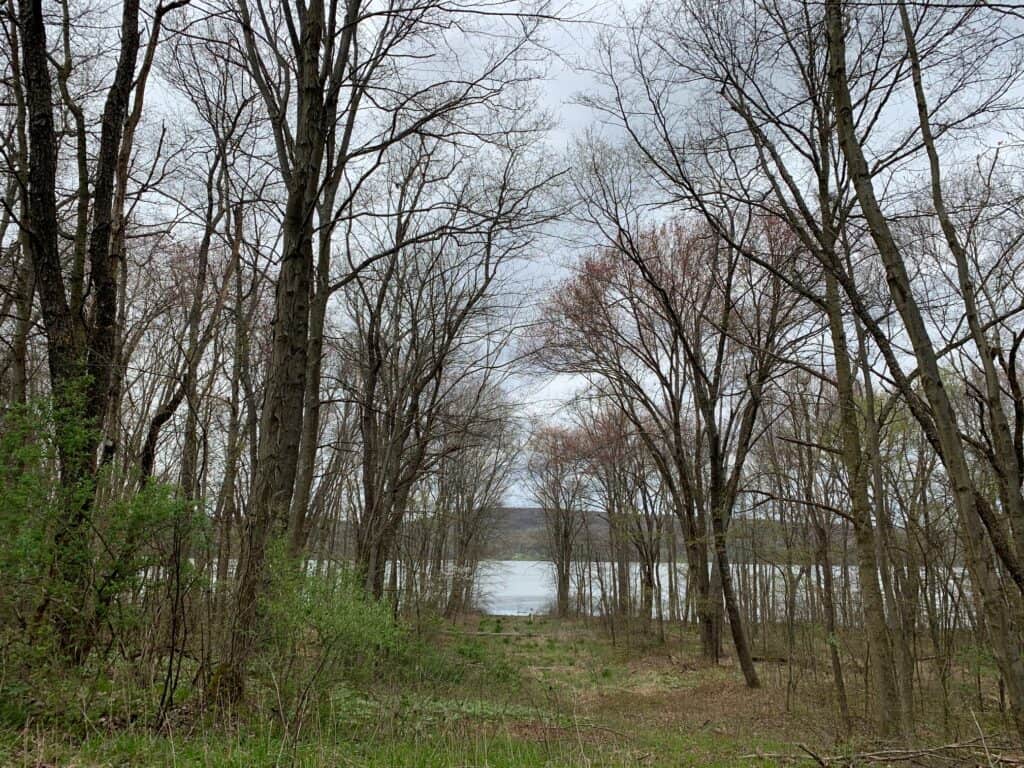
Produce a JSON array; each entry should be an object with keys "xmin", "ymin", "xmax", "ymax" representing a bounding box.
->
[
  {"xmin": 0, "ymin": 398, "xmax": 70, "ymax": 649},
  {"xmin": 257, "ymin": 555, "xmax": 399, "ymax": 730},
  {"xmin": 0, "ymin": 395, "xmax": 204, "ymax": 729}
]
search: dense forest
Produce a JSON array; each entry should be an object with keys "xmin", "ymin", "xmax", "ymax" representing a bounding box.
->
[{"xmin": 2, "ymin": 0, "xmax": 1024, "ymax": 764}]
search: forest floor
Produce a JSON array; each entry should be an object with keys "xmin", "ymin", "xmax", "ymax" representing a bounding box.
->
[{"xmin": 1, "ymin": 615, "xmax": 1016, "ymax": 767}]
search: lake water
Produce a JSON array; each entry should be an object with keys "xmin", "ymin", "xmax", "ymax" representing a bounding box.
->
[
  {"xmin": 472, "ymin": 559, "xmax": 878, "ymax": 619},
  {"xmin": 475, "ymin": 560, "xmax": 685, "ymax": 616},
  {"xmin": 476, "ymin": 560, "xmax": 555, "ymax": 615}
]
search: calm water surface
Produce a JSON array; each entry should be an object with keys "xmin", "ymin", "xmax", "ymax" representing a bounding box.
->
[
  {"xmin": 475, "ymin": 560, "xmax": 681, "ymax": 616},
  {"xmin": 474, "ymin": 559, "xmax": 872, "ymax": 617},
  {"xmin": 476, "ymin": 560, "xmax": 554, "ymax": 615}
]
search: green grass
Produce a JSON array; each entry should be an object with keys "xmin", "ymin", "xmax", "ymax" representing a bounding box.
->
[
  {"xmin": 2, "ymin": 729, "xmax": 592, "ymax": 768},
  {"xmin": 1, "ymin": 724, "xmax": 795, "ymax": 767},
  {"xmin": 1, "ymin": 616, "xmax": 1013, "ymax": 767}
]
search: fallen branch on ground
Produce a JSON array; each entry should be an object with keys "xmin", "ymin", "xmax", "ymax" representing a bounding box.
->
[{"xmin": 740, "ymin": 737, "xmax": 1023, "ymax": 766}]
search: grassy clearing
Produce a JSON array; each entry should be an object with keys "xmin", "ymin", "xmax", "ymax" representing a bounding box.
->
[{"xmin": 0, "ymin": 616, "xmax": 1013, "ymax": 767}]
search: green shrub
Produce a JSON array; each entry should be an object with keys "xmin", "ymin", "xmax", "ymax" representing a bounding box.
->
[
  {"xmin": 0, "ymin": 395, "xmax": 205, "ymax": 729},
  {"xmin": 0, "ymin": 398, "xmax": 68, "ymax": 647},
  {"xmin": 257, "ymin": 555, "xmax": 399, "ymax": 729}
]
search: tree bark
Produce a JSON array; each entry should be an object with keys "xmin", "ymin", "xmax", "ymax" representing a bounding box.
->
[{"xmin": 826, "ymin": 0, "xmax": 1024, "ymax": 736}]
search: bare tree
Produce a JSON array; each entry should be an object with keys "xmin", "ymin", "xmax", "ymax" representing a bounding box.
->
[
  {"xmin": 527, "ymin": 425, "xmax": 589, "ymax": 618},
  {"xmin": 14, "ymin": 0, "xmax": 186, "ymax": 661}
]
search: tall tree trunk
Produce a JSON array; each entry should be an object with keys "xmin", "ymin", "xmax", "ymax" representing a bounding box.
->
[
  {"xmin": 823, "ymin": 268, "xmax": 903, "ymax": 737},
  {"xmin": 826, "ymin": 0, "xmax": 1024, "ymax": 735},
  {"xmin": 223, "ymin": 0, "xmax": 330, "ymax": 700},
  {"xmin": 287, "ymin": 235, "xmax": 331, "ymax": 556},
  {"xmin": 709, "ymin": 498, "xmax": 760, "ymax": 688},
  {"xmin": 817, "ymin": 524, "xmax": 851, "ymax": 736}
]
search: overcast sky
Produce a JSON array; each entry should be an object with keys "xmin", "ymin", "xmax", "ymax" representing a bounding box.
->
[{"xmin": 498, "ymin": 6, "xmax": 618, "ymax": 505}]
